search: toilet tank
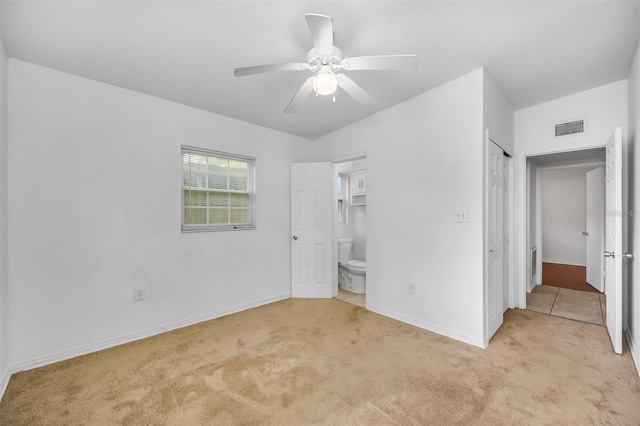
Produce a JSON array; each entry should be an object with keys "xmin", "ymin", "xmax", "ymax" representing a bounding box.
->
[{"xmin": 338, "ymin": 238, "xmax": 353, "ymax": 263}]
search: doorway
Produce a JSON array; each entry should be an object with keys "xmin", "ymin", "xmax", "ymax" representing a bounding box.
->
[
  {"xmin": 525, "ymin": 149, "xmax": 606, "ymax": 325},
  {"xmin": 332, "ymin": 156, "xmax": 367, "ymax": 308}
]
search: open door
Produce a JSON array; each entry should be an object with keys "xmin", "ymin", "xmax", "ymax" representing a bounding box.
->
[
  {"xmin": 503, "ymin": 155, "xmax": 510, "ymax": 312},
  {"xmin": 586, "ymin": 166, "xmax": 605, "ymax": 292},
  {"xmin": 291, "ymin": 162, "xmax": 333, "ymax": 298},
  {"xmin": 604, "ymin": 128, "xmax": 622, "ymax": 354},
  {"xmin": 485, "ymin": 138, "xmax": 506, "ymax": 340}
]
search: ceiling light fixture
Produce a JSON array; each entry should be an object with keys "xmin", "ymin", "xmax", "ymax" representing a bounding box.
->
[{"xmin": 313, "ymin": 66, "xmax": 337, "ymax": 96}]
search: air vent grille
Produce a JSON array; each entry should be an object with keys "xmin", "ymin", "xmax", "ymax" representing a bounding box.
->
[{"xmin": 555, "ymin": 119, "xmax": 585, "ymax": 137}]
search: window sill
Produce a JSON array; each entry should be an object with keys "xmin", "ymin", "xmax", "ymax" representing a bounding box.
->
[{"xmin": 182, "ymin": 225, "xmax": 256, "ymax": 233}]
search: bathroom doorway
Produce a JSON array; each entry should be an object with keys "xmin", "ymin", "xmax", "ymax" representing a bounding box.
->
[{"xmin": 333, "ymin": 156, "xmax": 367, "ymax": 308}]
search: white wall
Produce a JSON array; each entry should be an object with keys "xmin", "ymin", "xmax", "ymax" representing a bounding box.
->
[
  {"xmin": 7, "ymin": 60, "xmax": 313, "ymax": 367},
  {"xmin": 626, "ymin": 21, "xmax": 640, "ymax": 376},
  {"xmin": 484, "ymin": 71, "xmax": 514, "ymax": 155},
  {"xmin": 315, "ymin": 69, "xmax": 486, "ymax": 347},
  {"xmin": 0, "ymin": 3, "xmax": 10, "ymax": 394},
  {"xmin": 349, "ymin": 204, "xmax": 366, "ymax": 262},
  {"xmin": 540, "ymin": 166, "xmax": 594, "ymax": 266},
  {"xmin": 516, "ymin": 80, "xmax": 628, "ymax": 154}
]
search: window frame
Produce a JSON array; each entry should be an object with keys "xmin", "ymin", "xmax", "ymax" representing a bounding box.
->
[{"xmin": 181, "ymin": 145, "xmax": 256, "ymax": 233}]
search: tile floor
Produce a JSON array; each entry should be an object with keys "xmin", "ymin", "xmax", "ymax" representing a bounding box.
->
[
  {"xmin": 526, "ymin": 285, "xmax": 606, "ymax": 326},
  {"xmin": 335, "ymin": 288, "xmax": 366, "ymax": 308}
]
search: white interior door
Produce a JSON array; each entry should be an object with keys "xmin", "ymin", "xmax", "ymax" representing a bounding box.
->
[
  {"xmin": 291, "ymin": 162, "xmax": 333, "ymax": 298},
  {"xmin": 586, "ymin": 166, "xmax": 605, "ymax": 292},
  {"xmin": 485, "ymin": 138, "xmax": 505, "ymax": 339},
  {"xmin": 503, "ymin": 156, "xmax": 510, "ymax": 312},
  {"xmin": 604, "ymin": 128, "xmax": 622, "ymax": 354}
]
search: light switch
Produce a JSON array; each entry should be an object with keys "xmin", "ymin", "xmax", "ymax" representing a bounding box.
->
[{"xmin": 454, "ymin": 208, "xmax": 469, "ymax": 223}]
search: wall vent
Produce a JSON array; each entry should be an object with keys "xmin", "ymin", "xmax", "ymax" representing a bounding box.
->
[{"xmin": 554, "ymin": 119, "xmax": 586, "ymax": 137}]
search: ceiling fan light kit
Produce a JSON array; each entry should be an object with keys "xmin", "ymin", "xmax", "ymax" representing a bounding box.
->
[
  {"xmin": 234, "ymin": 14, "xmax": 418, "ymax": 113},
  {"xmin": 313, "ymin": 66, "xmax": 337, "ymax": 96}
]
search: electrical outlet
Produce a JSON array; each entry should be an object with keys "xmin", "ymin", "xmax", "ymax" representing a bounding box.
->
[
  {"xmin": 134, "ymin": 288, "xmax": 146, "ymax": 302},
  {"xmin": 408, "ymin": 283, "xmax": 415, "ymax": 295},
  {"xmin": 454, "ymin": 208, "xmax": 469, "ymax": 223}
]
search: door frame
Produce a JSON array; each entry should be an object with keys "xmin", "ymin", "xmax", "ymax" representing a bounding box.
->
[
  {"xmin": 516, "ymin": 143, "xmax": 611, "ymax": 309},
  {"xmin": 532, "ymin": 161, "xmax": 605, "ymax": 289},
  {"xmin": 331, "ymin": 153, "xmax": 367, "ymax": 299}
]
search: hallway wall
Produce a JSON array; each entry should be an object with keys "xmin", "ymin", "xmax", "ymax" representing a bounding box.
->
[
  {"xmin": 540, "ymin": 166, "xmax": 594, "ymax": 266},
  {"xmin": 0, "ymin": 3, "xmax": 9, "ymax": 395},
  {"xmin": 626, "ymin": 17, "xmax": 640, "ymax": 376}
]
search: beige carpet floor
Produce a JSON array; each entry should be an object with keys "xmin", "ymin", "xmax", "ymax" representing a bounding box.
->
[{"xmin": 1, "ymin": 298, "xmax": 639, "ymax": 425}]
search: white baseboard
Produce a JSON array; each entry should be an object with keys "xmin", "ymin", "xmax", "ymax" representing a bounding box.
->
[
  {"xmin": 6, "ymin": 293, "xmax": 291, "ymax": 378},
  {"xmin": 0, "ymin": 365, "xmax": 10, "ymax": 401},
  {"xmin": 624, "ymin": 325, "xmax": 640, "ymax": 378},
  {"xmin": 367, "ymin": 304, "xmax": 485, "ymax": 349}
]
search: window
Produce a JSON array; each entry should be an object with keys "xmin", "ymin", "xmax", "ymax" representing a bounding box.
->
[
  {"xmin": 337, "ymin": 173, "xmax": 348, "ymax": 224},
  {"xmin": 182, "ymin": 146, "xmax": 255, "ymax": 232}
]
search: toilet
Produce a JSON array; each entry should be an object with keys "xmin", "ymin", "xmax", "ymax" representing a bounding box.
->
[{"xmin": 338, "ymin": 238, "xmax": 366, "ymax": 294}]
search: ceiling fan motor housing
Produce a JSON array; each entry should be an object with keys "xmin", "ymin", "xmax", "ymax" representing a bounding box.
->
[{"xmin": 307, "ymin": 47, "xmax": 343, "ymax": 73}]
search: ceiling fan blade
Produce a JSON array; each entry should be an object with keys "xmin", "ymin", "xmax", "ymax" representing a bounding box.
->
[
  {"xmin": 341, "ymin": 55, "xmax": 418, "ymax": 71},
  {"xmin": 285, "ymin": 77, "xmax": 315, "ymax": 113},
  {"xmin": 306, "ymin": 14, "xmax": 333, "ymax": 56},
  {"xmin": 234, "ymin": 63, "xmax": 308, "ymax": 77},
  {"xmin": 336, "ymin": 74, "xmax": 375, "ymax": 107}
]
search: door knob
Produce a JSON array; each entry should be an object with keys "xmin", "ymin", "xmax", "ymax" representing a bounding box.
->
[
  {"xmin": 604, "ymin": 251, "xmax": 614, "ymax": 258},
  {"xmin": 292, "ymin": 235, "xmax": 298, "ymax": 241},
  {"xmin": 623, "ymin": 252, "xmax": 635, "ymax": 260},
  {"xmin": 582, "ymin": 231, "xmax": 589, "ymax": 236}
]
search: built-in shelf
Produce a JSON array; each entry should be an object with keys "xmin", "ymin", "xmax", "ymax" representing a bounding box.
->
[{"xmin": 350, "ymin": 169, "xmax": 366, "ymax": 205}]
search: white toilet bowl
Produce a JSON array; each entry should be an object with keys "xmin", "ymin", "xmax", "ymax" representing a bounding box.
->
[
  {"xmin": 340, "ymin": 260, "xmax": 366, "ymax": 294},
  {"xmin": 338, "ymin": 238, "xmax": 366, "ymax": 294}
]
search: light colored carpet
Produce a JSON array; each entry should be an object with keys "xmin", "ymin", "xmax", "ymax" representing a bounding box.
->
[{"xmin": 1, "ymin": 298, "xmax": 639, "ymax": 425}]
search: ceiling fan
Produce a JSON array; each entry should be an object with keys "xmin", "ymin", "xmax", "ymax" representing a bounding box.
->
[{"xmin": 233, "ymin": 14, "xmax": 419, "ymax": 113}]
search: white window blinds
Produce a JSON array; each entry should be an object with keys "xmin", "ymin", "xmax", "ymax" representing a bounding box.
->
[{"xmin": 181, "ymin": 146, "xmax": 255, "ymax": 232}]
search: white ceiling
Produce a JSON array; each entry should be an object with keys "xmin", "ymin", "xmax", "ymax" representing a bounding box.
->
[{"xmin": 3, "ymin": 1, "xmax": 639, "ymax": 140}]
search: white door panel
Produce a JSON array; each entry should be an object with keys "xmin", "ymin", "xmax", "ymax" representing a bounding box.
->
[
  {"xmin": 503, "ymin": 156, "xmax": 509, "ymax": 312},
  {"xmin": 486, "ymin": 138, "xmax": 506, "ymax": 339},
  {"xmin": 291, "ymin": 163, "xmax": 333, "ymax": 298},
  {"xmin": 604, "ymin": 128, "xmax": 622, "ymax": 354},
  {"xmin": 586, "ymin": 166, "xmax": 605, "ymax": 292}
]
